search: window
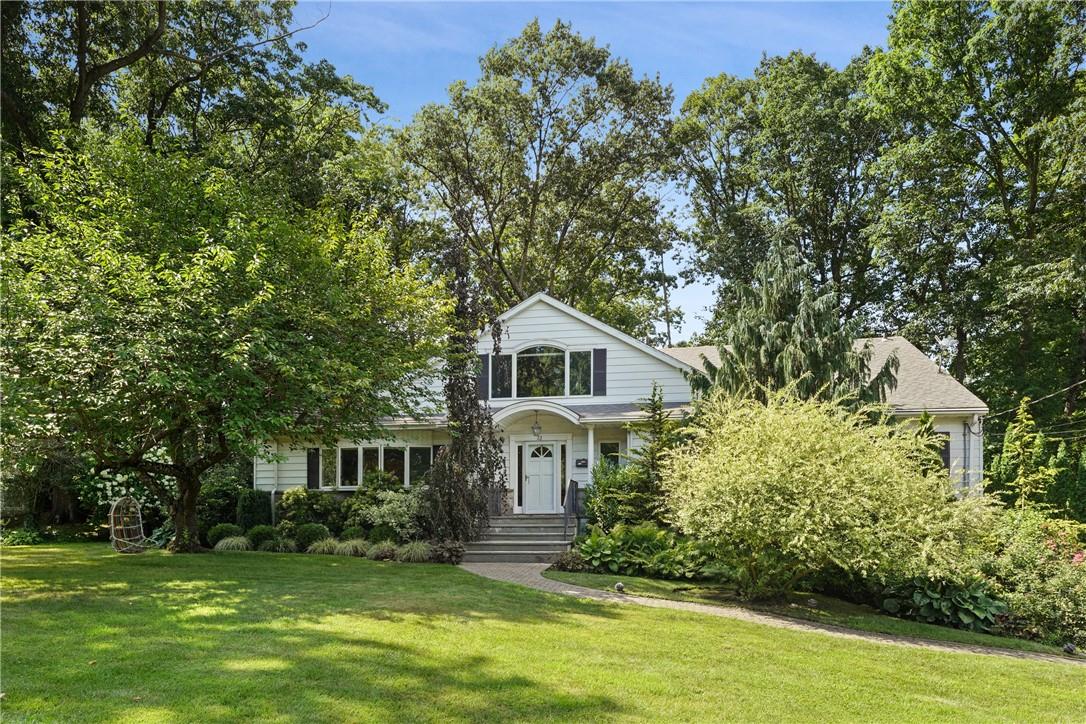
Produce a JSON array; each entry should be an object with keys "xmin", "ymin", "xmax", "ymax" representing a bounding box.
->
[
  {"xmin": 570, "ymin": 350, "xmax": 592, "ymax": 395},
  {"xmin": 321, "ymin": 448, "xmax": 336, "ymax": 488},
  {"xmin": 599, "ymin": 442, "xmax": 621, "ymax": 467},
  {"xmin": 408, "ymin": 447, "xmax": 432, "ymax": 486},
  {"xmin": 937, "ymin": 432, "xmax": 951, "ymax": 470},
  {"xmin": 492, "ymin": 353, "xmax": 513, "ymax": 398},
  {"xmin": 340, "ymin": 447, "xmax": 359, "ymax": 487},
  {"xmin": 362, "ymin": 447, "xmax": 380, "ymax": 475},
  {"xmin": 383, "ymin": 447, "xmax": 405, "ymax": 483},
  {"xmin": 306, "ymin": 448, "xmax": 320, "ymax": 490},
  {"xmin": 516, "ymin": 346, "xmax": 565, "ymax": 397}
]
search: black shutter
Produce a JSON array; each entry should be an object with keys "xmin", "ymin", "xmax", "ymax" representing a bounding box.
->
[
  {"xmin": 477, "ymin": 354, "xmax": 490, "ymax": 400},
  {"xmin": 306, "ymin": 448, "xmax": 320, "ymax": 490},
  {"xmin": 592, "ymin": 348, "xmax": 607, "ymax": 396}
]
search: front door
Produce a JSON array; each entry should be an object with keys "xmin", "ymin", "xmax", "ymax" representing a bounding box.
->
[{"xmin": 523, "ymin": 443, "xmax": 556, "ymax": 513}]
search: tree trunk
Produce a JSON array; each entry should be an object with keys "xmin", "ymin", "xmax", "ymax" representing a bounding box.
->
[{"xmin": 168, "ymin": 472, "xmax": 203, "ymax": 552}]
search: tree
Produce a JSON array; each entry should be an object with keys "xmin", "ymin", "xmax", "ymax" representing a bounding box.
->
[
  {"xmin": 674, "ymin": 50, "xmax": 892, "ymax": 328},
  {"xmin": 866, "ymin": 0, "xmax": 1086, "ymax": 419},
  {"xmin": 689, "ymin": 241, "xmax": 898, "ymax": 404},
  {"xmin": 399, "ymin": 19, "xmax": 677, "ymax": 339},
  {"xmin": 986, "ymin": 399, "xmax": 1061, "ymax": 508},
  {"xmin": 422, "ymin": 245, "xmax": 506, "ymax": 542},
  {"xmin": 2, "ymin": 134, "xmax": 450, "ymax": 550}
]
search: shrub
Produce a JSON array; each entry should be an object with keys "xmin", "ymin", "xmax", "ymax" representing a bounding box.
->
[
  {"xmin": 274, "ymin": 520, "xmax": 297, "ymax": 539},
  {"xmin": 550, "ymin": 549, "xmax": 586, "ymax": 572},
  {"xmin": 975, "ymin": 507, "xmax": 1086, "ymax": 646},
  {"xmin": 245, "ymin": 525, "xmax": 277, "ymax": 548},
  {"xmin": 881, "ymin": 578, "xmax": 1008, "ymax": 632},
  {"xmin": 295, "ymin": 523, "xmax": 332, "ymax": 551},
  {"xmin": 345, "ymin": 488, "xmax": 423, "ymax": 543},
  {"xmin": 366, "ymin": 540, "xmax": 398, "ymax": 560},
  {"xmin": 584, "ymin": 461, "xmax": 657, "ymax": 531},
  {"xmin": 334, "ymin": 539, "xmax": 370, "ymax": 557},
  {"xmin": 367, "ymin": 523, "xmax": 397, "ymax": 543},
  {"xmin": 196, "ymin": 464, "xmax": 249, "ymax": 538},
  {"xmin": 0, "ymin": 528, "xmax": 46, "ymax": 546},
  {"xmin": 396, "ymin": 541, "xmax": 432, "ymax": 562},
  {"xmin": 277, "ymin": 488, "xmax": 344, "ymax": 533},
  {"xmin": 207, "ymin": 523, "xmax": 244, "ymax": 547},
  {"xmin": 340, "ymin": 526, "xmax": 367, "ymax": 541},
  {"xmin": 214, "ymin": 536, "xmax": 252, "ymax": 552},
  {"xmin": 663, "ymin": 391, "xmax": 993, "ymax": 599},
  {"xmin": 257, "ymin": 537, "xmax": 298, "ymax": 553},
  {"xmin": 429, "ymin": 539, "xmax": 464, "ymax": 564},
  {"xmin": 236, "ymin": 489, "xmax": 272, "ymax": 531},
  {"xmin": 307, "ymin": 537, "xmax": 339, "ymax": 554}
]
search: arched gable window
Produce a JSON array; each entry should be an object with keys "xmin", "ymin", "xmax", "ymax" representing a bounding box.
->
[
  {"xmin": 516, "ymin": 345, "xmax": 564, "ymax": 397},
  {"xmin": 489, "ymin": 346, "xmax": 596, "ymax": 398}
]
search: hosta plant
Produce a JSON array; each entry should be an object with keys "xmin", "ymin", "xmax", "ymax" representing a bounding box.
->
[{"xmin": 882, "ymin": 578, "xmax": 1008, "ymax": 633}]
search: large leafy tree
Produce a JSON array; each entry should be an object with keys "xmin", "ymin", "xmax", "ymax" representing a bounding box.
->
[
  {"xmin": 2, "ymin": 134, "xmax": 450, "ymax": 550},
  {"xmin": 866, "ymin": 0, "xmax": 1086, "ymax": 419},
  {"xmin": 675, "ymin": 50, "xmax": 891, "ymax": 329},
  {"xmin": 690, "ymin": 241, "xmax": 898, "ymax": 404},
  {"xmin": 400, "ymin": 20, "xmax": 678, "ymax": 339},
  {"xmin": 2, "ymin": 1, "xmax": 383, "ymax": 212}
]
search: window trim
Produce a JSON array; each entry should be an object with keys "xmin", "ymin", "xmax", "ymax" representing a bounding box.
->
[
  {"xmin": 489, "ymin": 344, "xmax": 594, "ymax": 399},
  {"xmin": 320, "ymin": 442, "xmax": 433, "ymax": 490}
]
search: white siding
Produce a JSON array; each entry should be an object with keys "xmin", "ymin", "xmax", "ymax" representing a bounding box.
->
[
  {"xmin": 479, "ymin": 299, "xmax": 690, "ymax": 407},
  {"xmin": 254, "ymin": 429, "xmax": 451, "ymax": 492},
  {"xmin": 893, "ymin": 413, "xmax": 984, "ymax": 491}
]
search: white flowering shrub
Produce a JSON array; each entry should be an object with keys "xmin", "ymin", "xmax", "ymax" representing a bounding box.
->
[{"xmin": 662, "ymin": 390, "xmax": 993, "ymax": 599}]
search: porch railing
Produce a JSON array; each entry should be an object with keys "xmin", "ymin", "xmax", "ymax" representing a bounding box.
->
[{"xmin": 562, "ymin": 479, "xmax": 579, "ymax": 540}]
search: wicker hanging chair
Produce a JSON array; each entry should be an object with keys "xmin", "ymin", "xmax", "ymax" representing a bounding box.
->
[{"xmin": 108, "ymin": 496, "xmax": 152, "ymax": 553}]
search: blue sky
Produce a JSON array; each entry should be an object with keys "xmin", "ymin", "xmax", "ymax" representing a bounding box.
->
[{"xmin": 293, "ymin": 1, "xmax": 893, "ymax": 340}]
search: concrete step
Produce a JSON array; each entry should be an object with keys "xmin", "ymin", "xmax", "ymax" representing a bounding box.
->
[
  {"xmin": 482, "ymin": 532, "xmax": 570, "ymax": 543},
  {"xmin": 485, "ymin": 524, "xmax": 570, "ymax": 536},
  {"xmin": 488, "ymin": 516, "xmax": 567, "ymax": 526},
  {"xmin": 461, "ymin": 548, "xmax": 568, "ymax": 564},
  {"xmin": 464, "ymin": 539, "xmax": 570, "ymax": 552}
]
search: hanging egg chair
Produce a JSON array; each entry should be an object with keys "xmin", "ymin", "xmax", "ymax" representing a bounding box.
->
[{"xmin": 108, "ymin": 496, "xmax": 152, "ymax": 553}]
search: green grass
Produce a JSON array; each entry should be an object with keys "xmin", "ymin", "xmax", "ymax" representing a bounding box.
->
[
  {"xmin": 2, "ymin": 545, "xmax": 1083, "ymax": 723},
  {"xmin": 543, "ymin": 570, "xmax": 1070, "ymax": 656}
]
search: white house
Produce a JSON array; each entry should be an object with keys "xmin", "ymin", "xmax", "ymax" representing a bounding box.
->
[{"xmin": 254, "ymin": 292, "xmax": 987, "ymax": 520}]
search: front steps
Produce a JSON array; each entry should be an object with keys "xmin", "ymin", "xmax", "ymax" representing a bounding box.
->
[{"xmin": 462, "ymin": 514, "xmax": 573, "ymax": 563}]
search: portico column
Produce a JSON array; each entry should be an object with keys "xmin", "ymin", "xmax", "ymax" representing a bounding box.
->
[{"xmin": 586, "ymin": 424, "xmax": 595, "ymax": 472}]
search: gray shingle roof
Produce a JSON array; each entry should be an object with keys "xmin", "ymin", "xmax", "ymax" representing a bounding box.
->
[{"xmin": 661, "ymin": 337, "xmax": 987, "ymax": 414}]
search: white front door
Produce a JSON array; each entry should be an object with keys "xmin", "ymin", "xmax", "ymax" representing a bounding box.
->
[{"xmin": 523, "ymin": 443, "xmax": 557, "ymax": 513}]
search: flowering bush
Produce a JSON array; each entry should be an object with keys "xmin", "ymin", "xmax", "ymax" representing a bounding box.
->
[
  {"xmin": 975, "ymin": 507, "xmax": 1086, "ymax": 646},
  {"xmin": 344, "ymin": 487, "xmax": 424, "ymax": 543},
  {"xmin": 662, "ymin": 391, "xmax": 994, "ymax": 599}
]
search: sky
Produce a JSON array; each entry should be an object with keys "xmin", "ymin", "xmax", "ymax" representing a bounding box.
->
[{"xmin": 292, "ymin": 1, "xmax": 894, "ymax": 340}]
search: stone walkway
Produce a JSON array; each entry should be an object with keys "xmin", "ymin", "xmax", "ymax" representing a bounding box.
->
[{"xmin": 460, "ymin": 562, "xmax": 1084, "ymax": 667}]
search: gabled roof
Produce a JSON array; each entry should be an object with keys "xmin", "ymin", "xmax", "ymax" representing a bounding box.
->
[
  {"xmin": 491, "ymin": 292, "xmax": 693, "ymax": 372},
  {"xmin": 661, "ymin": 336, "xmax": 988, "ymax": 415}
]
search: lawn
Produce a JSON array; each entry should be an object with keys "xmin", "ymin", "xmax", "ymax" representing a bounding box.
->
[
  {"xmin": 2, "ymin": 545, "xmax": 1083, "ymax": 723},
  {"xmin": 542, "ymin": 570, "xmax": 1070, "ymax": 657}
]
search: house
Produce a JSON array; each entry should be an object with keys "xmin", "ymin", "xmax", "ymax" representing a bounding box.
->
[{"xmin": 254, "ymin": 292, "xmax": 987, "ymax": 560}]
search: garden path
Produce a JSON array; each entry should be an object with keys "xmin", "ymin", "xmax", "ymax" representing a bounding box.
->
[{"xmin": 460, "ymin": 562, "xmax": 1084, "ymax": 667}]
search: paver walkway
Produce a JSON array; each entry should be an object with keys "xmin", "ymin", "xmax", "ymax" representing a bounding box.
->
[{"xmin": 460, "ymin": 562, "xmax": 1085, "ymax": 667}]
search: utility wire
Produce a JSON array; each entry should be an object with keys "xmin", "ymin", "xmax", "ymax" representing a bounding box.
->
[{"xmin": 986, "ymin": 378, "xmax": 1086, "ymax": 419}]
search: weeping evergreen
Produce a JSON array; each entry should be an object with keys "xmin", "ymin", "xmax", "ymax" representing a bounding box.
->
[{"xmin": 689, "ymin": 241, "xmax": 898, "ymax": 405}]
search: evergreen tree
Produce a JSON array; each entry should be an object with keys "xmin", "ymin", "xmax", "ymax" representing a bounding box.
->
[
  {"xmin": 987, "ymin": 399, "xmax": 1061, "ymax": 509},
  {"xmin": 1047, "ymin": 441, "xmax": 1086, "ymax": 523},
  {"xmin": 627, "ymin": 382, "xmax": 683, "ymax": 515},
  {"xmin": 690, "ymin": 241, "xmax": 898, "ymax": 404}
]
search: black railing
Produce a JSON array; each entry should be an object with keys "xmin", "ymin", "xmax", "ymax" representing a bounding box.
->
[{"xmin": 562, "ymin": 479, "xmax": 579, "ymax": 540}]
